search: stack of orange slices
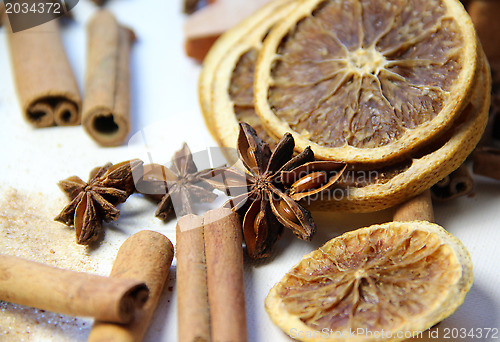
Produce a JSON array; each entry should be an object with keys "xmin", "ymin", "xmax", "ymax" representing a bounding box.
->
[{"xmin": 199, "ymin": 0, "xmax": 491, "ymax": 212}]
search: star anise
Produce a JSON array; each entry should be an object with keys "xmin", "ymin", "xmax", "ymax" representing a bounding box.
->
[
  {"xmin": 137, "ymin": 143, "xmax": 218, "ymax": 220},
  {"xmin": 55, "ymin": 159, "xmax": 143, "ymax": 244},
  {"xmin": 202, "ymin": 122, "xmax": 346, "ymax": 258}
]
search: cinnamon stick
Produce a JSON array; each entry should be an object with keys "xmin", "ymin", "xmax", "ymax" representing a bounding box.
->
[
  {"xmin": 88, "ymin": 230, "xmax": 174, "ymax": 342},
  {"xmin": 468, "ymin": 0, "xmax": 500, "ymax": 144},
  {"xmin": 0, "ymin": 254, "xmax": 147, "ymax": 323},
  {"xmin": 184, "ymin": 0, "xmax": 271, "ymax": 61},
  {"xmin": 90, "ymin": 0, "xmax": 109, "ymax": 6},
  {"xmin": 468, "ymin": 0, "xmax": 500, "ymax": 66},
  {"xmin": 431, "ymin": 165, "xmax": 474, "ymax": 201},
  {"xmin": 176, "ymin": 214, "xmax": 211, "ymax": 342},
  {"xmin": 5, "ymin": 19, "xmax": 81, "ymax": 127},
  {"xmin": 83, "ymin": 10, "xmax": 134, "ymax": 147},
  {"xmin": 393, "ymin": 189, "xmax": 434, "ymax": 222},
  {"xmin": 0, "ymin": 3, "xmax": 6, "ymax": 27},
  {"xmin": 184, "ymin": 0, "xmax": 201, "ymax": 14},
  {"xmin": 473, "ymin": 147, "xmax": 500, "ymax": 180},
  {"xmin": 203, "ymin": 207, "xmax": 247, "ymax": 342}
]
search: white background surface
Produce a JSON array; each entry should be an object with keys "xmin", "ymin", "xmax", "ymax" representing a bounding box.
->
[{"xmin": 0, "ymin": 0, "xmax": 499, "ymax": 341}]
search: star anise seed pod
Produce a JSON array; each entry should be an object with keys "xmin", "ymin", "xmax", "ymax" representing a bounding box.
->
[
  {"xmin": 137, "ymin": 143, "xmax": 218, "ymax": 220},
  {"xmin": 202, "ymin": 122, "xmax": 346, "ymax": 258},
  {"xmin": 55, "ymin": 159, "xmax": 143, "ymax": 244}
]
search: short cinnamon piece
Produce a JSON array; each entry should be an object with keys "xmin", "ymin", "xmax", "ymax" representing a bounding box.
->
[
  {"xmin": 184, "ymin": 0, "xmax": 271, "ymax": 61},
  {"xmin": 176, "ymin": 214, "xmax": 211, "ymax": 342},
  {"xmin": 88, "ymin": 230, "xmax": 174, "ymax": 342},
  {"xmin": 203, "ymin": 207, "xmax": 248, "ymax": 342},
  {"xmin": 83, "ymin": 10, "xmax": 134, "ymax": 146},
  {"xmin": 393, "ymin": 189, "xmax": 434, "ymax": 222},
  {"xmin": 5, "ymin": 19, "xmax": 81, "ymax": 127},
  {"xmin": 473, "ymin": 147, "xmax": 500, "ymax": 180},
  {"xmin": 0, "ymin": 254, "xmax": 148, "ymax": 323}
]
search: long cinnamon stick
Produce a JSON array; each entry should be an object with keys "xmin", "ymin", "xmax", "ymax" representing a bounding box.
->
[
  {"xmin": 5, "ymin": 19, "xmax": 81, "ymax": 127},
  {"xmin": 0, "ymin": 254, "xmax": 147, "ymax": 323},
  {"xmin": 83, "ymin": 10, "xmax": 134, "ymax": 147},
  {"xmin": 176, "ymin": 214, "xmax": 211, "ymax": 342},
  {"xmin": 203, "ymin": 208, "xmax": 247, "ymax": 342},
  {"xmin": 88, "ymin": 230, "xmax": 174, "ymax": 342},
  {"xmin": 393, "ymin": 189, "xmax": 434, "ymax": 222}
]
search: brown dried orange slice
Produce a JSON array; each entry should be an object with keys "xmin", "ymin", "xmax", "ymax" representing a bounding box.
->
[
  {"xmin": 310, "ymin": 55, "xmax": 489, "ymax": 212},
  {"xmin": 265, "ymin": 221, "xmax": 473, "ymax": 342},
  {"xmin": 254, "ymin": 0, "xmax": 479, "ymax": 163},
  {"xmin": 200, "ymin": 32, "xmax": 488, "ymax": 212}
]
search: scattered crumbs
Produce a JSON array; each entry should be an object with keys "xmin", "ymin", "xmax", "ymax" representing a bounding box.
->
[
  {"xmin": 0, "ymin": 188, "xmax": 100, "ymax": 273},
  {"xmin": 0, "ymin": 187, "xmax": 115, "ymax": 341}
]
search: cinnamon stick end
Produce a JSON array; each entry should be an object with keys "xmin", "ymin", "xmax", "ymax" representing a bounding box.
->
[
  {"xmin": 117, "ymin": 283, "xmax": 150, "ymax": 324},
  {"xmin": 26, "ymin": 101, "xmax": 55, "ymax": 127},
  {"xmin": 83, "ymin": 110, "xmax": 130, "ymax": 147},
  {"xmin": 54, "ymin": 101, "xmax": 81, "ymax": 126},
  {"xmin": 203, "ymin": 207, "xmax": 237, "ymax": 228}
]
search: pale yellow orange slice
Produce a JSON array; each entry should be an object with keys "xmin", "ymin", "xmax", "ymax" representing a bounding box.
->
[
  {"xmin": 265, "ymin": 221, "xmax": 473, "ymax": 342},
  {"xmin": 199, "ymin": 0, "xmax": 298, "ymax": 142}
]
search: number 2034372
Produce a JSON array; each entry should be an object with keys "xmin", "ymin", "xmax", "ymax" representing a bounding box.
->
[
  {"xmin": 432, "ymin": 327, "xmax": 499, "ymax": 339},
  {"xmin": 5, "ymin": 2, "xmax": 62, "ymax": 14}
]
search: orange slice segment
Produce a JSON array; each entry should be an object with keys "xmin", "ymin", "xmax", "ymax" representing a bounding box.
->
[
  {"xmin": 309, "ymin": 55, "xmax": 489, "ymax": 212},
  {"xmin": 265, "ymin": 221, "xmax": 473, "ymax": 342},
  {"xmin": 199, "ymin": 0, "xmax": 298, "ymax": 142},
  {"xmin": 254, "ymin": 0, "xmax": 478, "ymax": 163}
]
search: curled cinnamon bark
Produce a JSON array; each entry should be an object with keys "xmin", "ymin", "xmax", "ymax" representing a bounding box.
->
[
  {"xmin": 88, "ymin": 231, "xmax": 174, "ymax": 342},
  {"xmin": 431, "ymin": 165, "xmax": 474, "ymax": 201},
  {"xmin": 83, "ymin": 10, "xmax": 134, "ymax": 146},
  {"xmin": 5, "ymin": 19, "xmax": 81, "ymax": 127},
  {"xmin": 0, "ymin": 254, "xmax": 148, "ymax": 323}
]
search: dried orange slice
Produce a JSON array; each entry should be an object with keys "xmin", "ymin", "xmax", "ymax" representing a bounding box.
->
[
  {"xmin": 265, "ymin": 221, "xmax": 473, "ymax": 342},
  {"xmin": 200, "ymin": 36, "xmax": 488, "ymax": 212},
  {"xmin": 254, "ymin": 0, "xmax": 479, "ymax": 163},
  {"xmin": 199, "ymin": 0, "xmax": 489, "ymax": 212},
  {"xmin": 199, "ymin": 0, "xmax": 298, "ymax": 143},
  {"xmin": 311, "ymin": 55, "xmax": 489, "ymax": 212}
]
